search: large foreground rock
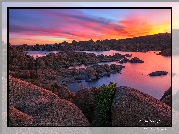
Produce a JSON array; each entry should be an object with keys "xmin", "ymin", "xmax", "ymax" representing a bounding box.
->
[
  {"xmin": 9, "ymin": 106, "xmax": 34, "ymax": 126},
  {"xmin": 9, "ymin": 75, "xmax": 89, "ymax": 126},
  {"xmin": 57, "ymin": 86, "xmax": 72, "ymax": 100},
  {"xmin": 72, "ymin": 87, "xmax": 98, "ymax": 124},
  {"xmin": 111, "ymin": 86, "xmax": 171, "ymax": 126}
]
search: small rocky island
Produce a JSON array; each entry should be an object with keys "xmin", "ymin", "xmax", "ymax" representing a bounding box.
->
[
  {"xmin": 118, "ymin": 57, "xmax": 144, "ymax": 64},
  {"xmin": 149, "ymin": 71, "xmax": 168, "ymax": 76}
]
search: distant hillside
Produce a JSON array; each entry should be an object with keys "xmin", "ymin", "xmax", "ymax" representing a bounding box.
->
[{"xmin": 12, "ymin": 32, "xmax": 171, "ymax": 52}]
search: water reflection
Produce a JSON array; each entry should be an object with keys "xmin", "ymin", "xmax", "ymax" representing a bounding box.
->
[
  {"xmin": 25, "ymin": 51, "xmax": 60, "ymax": 59},
  {"xmin": 70, "ymin": 51, "xmax": 171, "ymax": 99},
  {"xmin": 26, "ymin": 50, "xmax": 171, "ymax": 99}
]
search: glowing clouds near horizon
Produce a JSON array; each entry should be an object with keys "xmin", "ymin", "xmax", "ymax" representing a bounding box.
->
[{"xmin": 9, "ymin": 9, "xmax": 171, "ymax": 45}]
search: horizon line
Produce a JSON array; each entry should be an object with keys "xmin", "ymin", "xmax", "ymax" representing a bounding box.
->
[{"xmin": 9, "ymin": 32, "xmax": 171, "ymax": 46}]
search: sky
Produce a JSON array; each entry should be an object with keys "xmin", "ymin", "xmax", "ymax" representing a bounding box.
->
[
  {"xmin": 2, "ymin": 2, "xmax": 179, "ymax": 45},
  {"xmin": 8, "ymin": 8, "xmax": 171, "ymax": 45}
]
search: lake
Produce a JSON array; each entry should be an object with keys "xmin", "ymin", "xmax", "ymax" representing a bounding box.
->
[{"xmin": 26, "ymin": 50, "xmax": 172, "ymax": 100}]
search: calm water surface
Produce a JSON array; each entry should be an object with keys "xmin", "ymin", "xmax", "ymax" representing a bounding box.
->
[{"xmin": 26, "ymin": 50, "xmax": 171, "ymax": 99}]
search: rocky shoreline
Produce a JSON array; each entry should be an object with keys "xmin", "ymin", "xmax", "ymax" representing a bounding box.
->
[
  {"xmin": 13, "ymin": 32, "xmax": 171, "ymax": 52},
  {"xmin": 8, "ymin": 36, "xmax": 172, "ymax": 126},
  {"xmin": 158, "ymin": 48, "xmax": 171, "ymax": 56},
  {"xmin": 9, "ymin": 75, "xmax": 171, "ymax": 126},
  {"xmin": 9, "ymin": 44, "xmax": 170, "ymax": 96},
  {"xmin": 9, "ymin": 63, "xmax": 125, "ymax": 92},
  {"xmin": 9, "ymin": 44, "xmax": 128, "ymax": 90},
  {"xmin": 118, "ymin": 57, "xmax": 144, "ymax": 64}
]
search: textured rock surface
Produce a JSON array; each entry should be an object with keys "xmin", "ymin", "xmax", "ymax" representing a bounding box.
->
[
  {"xmin": 111, "ymin": 86, "xmax": 171, "ymax": 126},
  {"xmin": 72, "ymin": 87, "xmax": 98, "ymax": 124},
  {"xmin": 9, "ymin": 75, "xmax": 89, "ymax": 126},
  {"xmin": 9, "ymin": 106, "xmax": 34, "ymax": 126},
  {"xmin": 159, "ymin": 48, "xmax": 171, "ymax": 56},
  {"xmin": 57, "ymin": 86, "xmax": 71, "ymax": 100},
  {"xmin": 160, "ymin": 87, "xmax": 172, "ymax": 107}
]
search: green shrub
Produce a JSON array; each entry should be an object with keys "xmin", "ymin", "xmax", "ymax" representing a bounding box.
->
[{"xmin": 94, "ymin": 82, "xmax": 116, "ymax": 126}]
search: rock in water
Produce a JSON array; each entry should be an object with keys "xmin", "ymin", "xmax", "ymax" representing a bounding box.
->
[
  {"xmin": 9, "ymin": 75, "xmax": 89, "ymax": 126},
  {"xmin": 111, "ymin": 86, "xmax": 171, "ymax": 126},
  {"xmin": 149, "ymin": 71, "xmax": 168, "ymax": 76}
]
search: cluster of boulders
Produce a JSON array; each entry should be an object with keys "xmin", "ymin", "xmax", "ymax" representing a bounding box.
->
[
  {"xmin": 158, "ymin": 48, "xmax": 171, "ymax": 56},
  {"xmin": 9, "ymin": 43, "xmax": 127, "ymax": 87},
  {"xmin": 149, "ymin": 71, "xmax": 168, "ymax": 76},
  {"xmin": 83, "ymin": 64, "xmax": 124, "ymax": 82},
  {"xmin": 9, "ymin": 63, "xmax": 125, "ymax": 93},
  {"xmin": 9, "ymin": 44, "xmax": 128, "ymax": 91},
  {"xmin": 119, "ymin": 57, "xmax": 144, "ymax": 64},
  {"xmin": 9, "ymin": 45, "xmax": 35, "ymax": 71},
  {"xmin": 35, "ymin": 51, "xmax": 130, "ymax": 68},
  {"xmin": 9, "ymin": 76, "xmax": 172, "ymax": 126},
  {"xmin": 14, "ymin": 32, "xmax": 171, "ymax": 52},
  {"xmin": 36, "ymin": 51, "xmax": 100, "ymax": 68}
]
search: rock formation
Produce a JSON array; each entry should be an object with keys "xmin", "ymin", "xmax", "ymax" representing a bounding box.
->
[
  {"xmin": 9, "ymin": 106, "xmax": 34, "ymax": 126},
  {"xmin": 9, "ymin": 75, "xmax": 89, "ymax": 126},
  {"xmin": 111, "ymin": 86, "xmax": 171, "ymax": 126},
  {"xmin": 149, "ymin": 71, "xmax": 168, "ymax": 76}
]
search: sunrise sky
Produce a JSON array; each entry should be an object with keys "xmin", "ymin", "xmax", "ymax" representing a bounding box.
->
[{"xmin": 8, "ymin": 8, "xmax": 171, "ymax": 45}]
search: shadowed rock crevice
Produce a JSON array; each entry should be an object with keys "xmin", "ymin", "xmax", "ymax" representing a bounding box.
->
[{"xmin": 9, "ymin": 106, "xmax": 34, "ymax": 126}]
